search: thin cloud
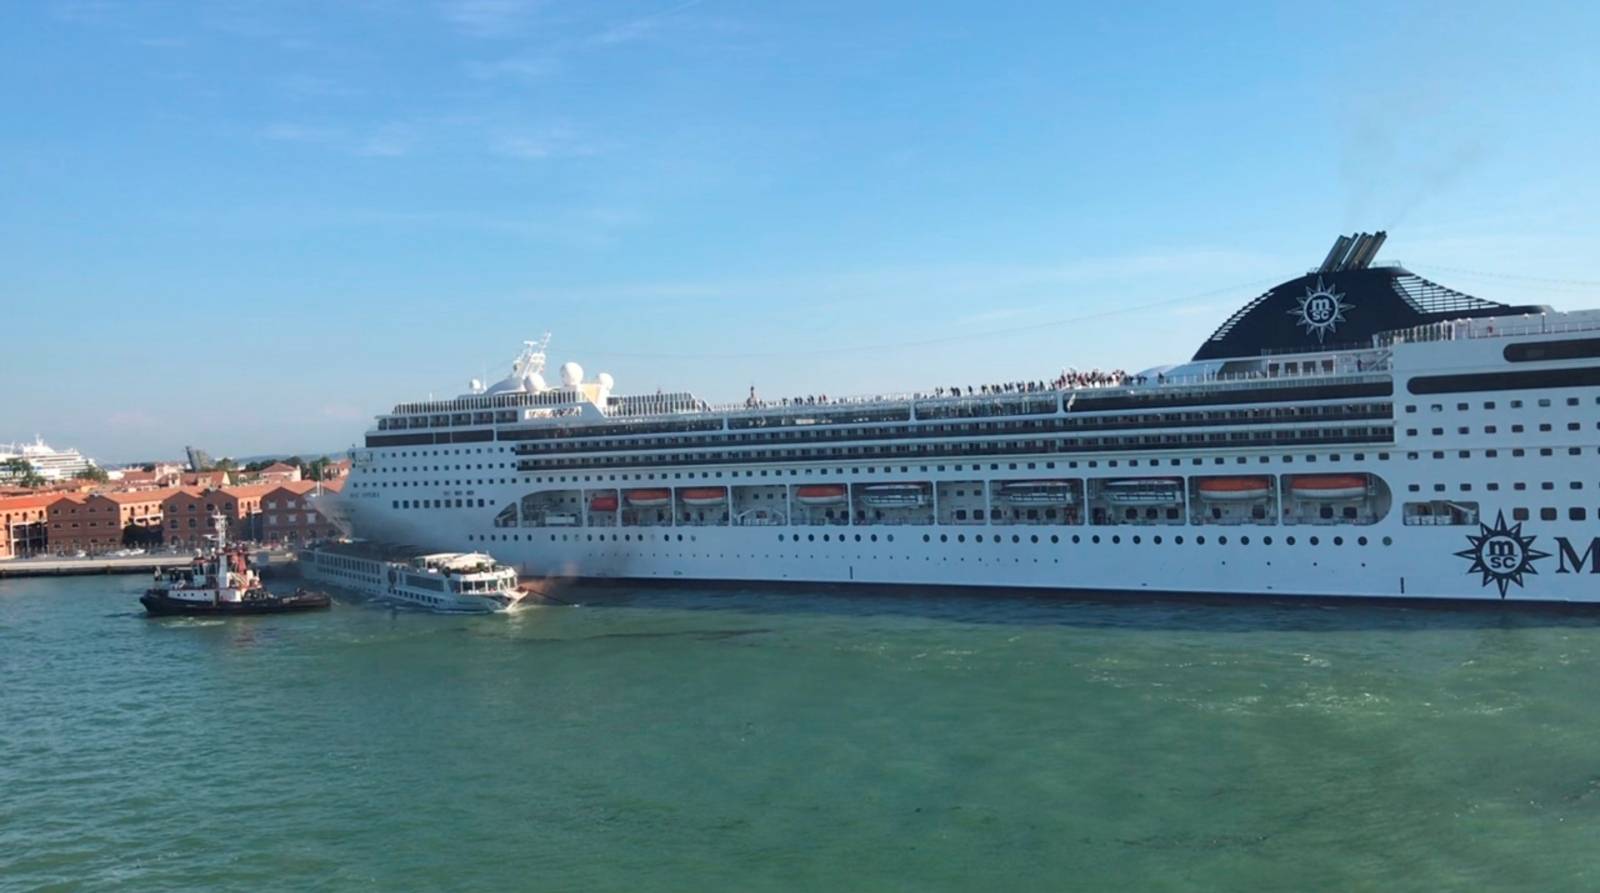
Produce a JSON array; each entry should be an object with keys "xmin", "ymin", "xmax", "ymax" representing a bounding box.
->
[
  {"xmin": 592, "ymin": 0, "xmax": 703, "ymax": 46},
  {"xmin": 464, "ymin": 53, "xmax": 560, "ymax": 82},
  {"xmin": 440, "ymin": 0, "xmax": 543, "ymax": 38},
  {"xmin": 488, "ymin": 125, "xmax": 595, "ymax": 160}
]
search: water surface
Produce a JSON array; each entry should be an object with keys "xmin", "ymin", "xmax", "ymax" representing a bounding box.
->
[{"xmin": 4, "ymin": 576, "xmax": 1599, "ymax": 890}]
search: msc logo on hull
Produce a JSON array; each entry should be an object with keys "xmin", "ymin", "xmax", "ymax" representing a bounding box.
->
[{"xmin": 1456, "ymin": 512, "xmax": 1549, "ymax": 597}]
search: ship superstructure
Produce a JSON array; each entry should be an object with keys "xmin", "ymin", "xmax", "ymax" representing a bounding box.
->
[
  {"xmin": 0, "ymin": 437, "xmax": 95, "ymax": 482},
  {"xmin": 328, "ymin": 233, "xmax": 1600, "ymax": 603}
]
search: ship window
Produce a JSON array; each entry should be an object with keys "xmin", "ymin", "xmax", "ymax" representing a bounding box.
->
[
  {"xmin": 1541, "ymin": 508, "xmax": 1558, "ymax": 521},
  {"xmin": 1571, "ymin": 507, "xmax": 1587, "ymax": 522},
  {"xmin": 1513, "ymin": 508, "xmax": 1530, "ymax": 521}
]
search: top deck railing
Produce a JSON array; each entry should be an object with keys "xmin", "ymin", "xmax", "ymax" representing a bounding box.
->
[
  {"xmin": 1375, "ymin": 312, "xmax": 1600, "ymax": 347},
  {"xmin": 594, "ymin": 354, "xmax": 1396, "ymax": 424}
]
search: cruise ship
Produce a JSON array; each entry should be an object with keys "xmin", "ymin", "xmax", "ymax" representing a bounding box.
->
[
  {"xmin": 326, "ymin": 233, "xmax": 1600, "ymax": 604},
  {"xmin": 0, "ymin": 437, "xmax": 96, "ymax": 482}
]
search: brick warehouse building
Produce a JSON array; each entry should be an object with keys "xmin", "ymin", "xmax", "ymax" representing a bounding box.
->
[
  {"xmin": 161, "ymin": 484, "xmax": 273, "ymax": 549},
  {"xmin": 47, "ymin": 490, "xmax": 171, "ymax": 555},
  {"xmin": 260, "ymin": 480, "xmax": 343, "ymax": 545},
  {"xmin": 1, "ymin": 493, "xmax": 65, "ymax": 559}
]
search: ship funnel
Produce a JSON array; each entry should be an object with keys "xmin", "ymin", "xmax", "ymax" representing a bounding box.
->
[
  {"xmin": 1318, "ymin": 234, "xmax": 1354, "ymax": 273},
  {"xmin": 1337, "ymin": 232, "xmax": 1370, "ymax": 271},
  {"xmin": 1348, "ymin": 230, "xmax": 1386, "ymax": 270}
]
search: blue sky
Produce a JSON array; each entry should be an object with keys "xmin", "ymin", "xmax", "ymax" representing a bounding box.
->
[{"xmin": 4, "ymin": 1, "xmax": 1600, "ymax": 462}]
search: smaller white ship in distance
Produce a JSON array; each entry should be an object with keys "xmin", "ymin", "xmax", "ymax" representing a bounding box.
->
[{"xmin": 298, "ymin": 542, "xmax": 525, "ymax": 614}]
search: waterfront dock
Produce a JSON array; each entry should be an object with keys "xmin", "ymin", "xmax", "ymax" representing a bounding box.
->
[{"xmin": 0, "ymin": 555, "xmax": 193, "ymax": 579}]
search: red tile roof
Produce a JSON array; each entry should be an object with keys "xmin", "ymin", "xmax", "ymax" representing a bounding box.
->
[
  {"xmin": 0, "ymin": 493, "xmax": 73, "ymax": 511},
  {"xmin": 96, "ymin": 488, "xmax": 181, "ymax": 505}
]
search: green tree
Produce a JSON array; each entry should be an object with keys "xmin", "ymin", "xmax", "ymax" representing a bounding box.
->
[
  {"xmin": 123, "ymin": 523, "xmax": 163, "ymax": 548},
  {"xmin": 2, "ymin": 458, "xmax": 45, "ymax": 488},
  {"xmin": 74, "ymin": 465, "xmax": 109, "ymax": 483}
]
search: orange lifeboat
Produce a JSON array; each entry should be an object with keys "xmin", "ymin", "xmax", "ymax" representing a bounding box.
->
[
  {"xmin": 589, "ymin": 493, "xmax": 619, "ymax": 512},
  {"xmin": 678, "ymin": 487, "xmax": 727, "ymax": 507},
  {"xmin": 1289, "ymin": 474, "xmax": 1368, "ymax": 500},
  {"xmin": 1197, "ymin": 477, "xmax": 1272, "ymax": 501},
  {"xmin": 795, "ymin": 484, "xmax": 848, "ymax": 506},
  {"xmin": 625, "ymin": 488, "xmax": 672, "ymax": 508}
]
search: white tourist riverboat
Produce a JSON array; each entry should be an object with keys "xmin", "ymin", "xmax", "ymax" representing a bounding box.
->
[{"xmin": 298, "ymin": 542, "xmax": 524, "ymax": 613}]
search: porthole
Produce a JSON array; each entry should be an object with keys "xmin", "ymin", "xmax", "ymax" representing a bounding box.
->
[
  {"xmin": 1196, "ymin": 536, "xmax": 1206, "ymax": 545},
  {"xmin": 1263, "ymin": 536, "xmax": 1272, "ymax": 545},
  {"xmin": 976, "ymin": 534, "xmax": 985, "ymax": 543},
  {"xmin": 1072, "ymin": 535, "xmax": 1080, "ymax": 544},
  {"xmin": 1030, "ymin": 535, "xmax": 1039, "ymax": 543},
  {"xmin": 1175, "ymin": 536, "xmax": 1184, "ymax": 545},
  {"xmin": 1310, "ymin": 536, "xmax": 1320, "ymax": 546},
  {"xmin": 1382, "ymin": 536, "xmax": 1392, "ymax": 546},
  {"xmin": 1050, "ymin": 535, "xmax": 1059, "ymax": 544},
  {"xmin": 1011, "ymin": 535, "xmax": 1020, "ymax": 544},
  {"xmin": 1091, "ymin": 535, "xmax": 1101, "ymax": 544},
  {"xmin": 1287, "ymin": 536, "xmax": 1296, "ymax": 545},
  {"xmin": 1132, "ymin": 535, "xmax": 1141, "ymax": 545},
  {"xmin": 1219, "ymin": 536, "xmax": 1228, "ymax": 545},
  {"xmin": 1358, "ymin": 536, "xmax": 1368, "ymax": 546},
  {"xmin": 958, "ymin": 534, "xmax": 966, "ymax": 543},
  {"xmin": 923, "ymin": 534, "xmax": 931, "ymax": 543},
  {"xmin": 1333, "ymin": 536, "xmax": 1343, "ymax": 546}
]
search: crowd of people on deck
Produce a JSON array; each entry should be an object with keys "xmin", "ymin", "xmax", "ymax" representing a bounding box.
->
[{"xmin": 742, "ymin": 367, "xmax": 1158, "ymax": 410}]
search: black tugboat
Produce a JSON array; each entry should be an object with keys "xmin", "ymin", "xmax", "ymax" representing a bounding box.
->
[{"xmin": 141, "ymin": 514, "xmax": 331, "ymax": 616}]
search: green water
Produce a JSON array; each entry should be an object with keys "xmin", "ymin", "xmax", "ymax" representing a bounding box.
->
[{"xmin": 4, "ymin": 576, "xmax": 1600, "ymax": 891}]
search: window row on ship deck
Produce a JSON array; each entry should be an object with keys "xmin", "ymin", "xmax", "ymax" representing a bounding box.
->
[{"xmin": 512, "ymin": 425, "xmax": 1396, "ymax": 472}]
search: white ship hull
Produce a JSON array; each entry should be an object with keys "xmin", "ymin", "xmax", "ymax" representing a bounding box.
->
[{"xmin": 327, "ymin": 234, "xmax": 1600, "ymax": 606}]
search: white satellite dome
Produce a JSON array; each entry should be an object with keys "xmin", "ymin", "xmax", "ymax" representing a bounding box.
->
[
  {"xmin": 597, "ymin": 372, "xmax": 615, "ymax": 390},
  {"xmin": 522, "ymin": 372, "xmax": 547, "ymax": 392},
  {"xmin": 560, "ymin": 361, "xmax": 584, "ymax": 387}
]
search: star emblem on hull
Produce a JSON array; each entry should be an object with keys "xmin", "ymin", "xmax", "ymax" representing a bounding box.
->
[
  {"xmin": 1289, "ymin": 277, "xmax": 1353, "ymax": 342},
  {"xmin": 1455, "ymin": 511, "xmax": 1549, "ymax": 597}
]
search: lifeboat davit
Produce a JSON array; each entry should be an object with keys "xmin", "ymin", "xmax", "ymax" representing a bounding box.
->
[
  {"xmin": 678, "ymin": 487, "xmax": 727, "ymax": 507},
  {"xmin": 1197, "ymin": 477, "xmax": 1272, "ymax": 501},
  {"xmin": 860, "ymin": 483, "xmax": 929, "ymax": 507},
  {"xmin": 1101, "ymin": 478, "xmax": 1184, "ymax": 505},
  {"xmin": 625, "ymin": 488, "xmax": 672, "ymax": 508},
  {"xmin": 589, "ymin": 493, "xmax": 619, "ymax": 512},
  {"xmin": 1000, "ymin": 480, "xmax": 1076, "ymax": 505},
  {"xmin": 1289, "ymin": 475, "xmax": 1368, "ymax": 500},
  {"xmin": 794, "ymin": 485, "xmax": 848, "ymax": 506}
]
